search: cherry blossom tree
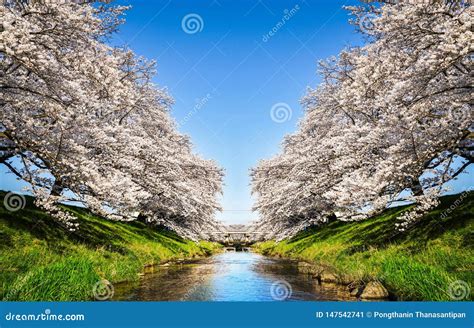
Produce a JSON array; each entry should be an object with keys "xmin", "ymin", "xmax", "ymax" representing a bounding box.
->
[
  {"xmin": 1, "ymin": 0, "xmax": 223, "ymax": 239},
  {"xmin": 252, "ymin": 1, "xmax": 473, "ymax": 239}
]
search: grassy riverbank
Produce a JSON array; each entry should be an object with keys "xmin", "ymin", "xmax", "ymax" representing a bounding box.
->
[
  {"xmin": 0, "ymin": 192, "xmax": 221, "ymax": 301},
  {"xmin": 254, "ymin": 192, "xmax": 473, "ymax": 301}
]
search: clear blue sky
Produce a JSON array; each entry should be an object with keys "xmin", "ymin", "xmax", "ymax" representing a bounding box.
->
[
  {"xmin": 111, "ymin": 0, "xmax": 365, "ymax": 225},
  {"xmin": 1, "ymin": 0, "xmax": 472, "ymax": 224}
]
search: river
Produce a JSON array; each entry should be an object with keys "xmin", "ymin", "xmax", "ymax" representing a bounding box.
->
[{"xmin": 114, "ymin": 252, "xmax": 355, "ymax": 301}]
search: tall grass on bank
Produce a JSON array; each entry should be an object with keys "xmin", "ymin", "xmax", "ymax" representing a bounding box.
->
[
  {"xmin": 254, "ymin": 192, "xmax": 474, "ymax": 301},
  {"xmin": 0, "ymin": 192, "xmax": 221, "ymax": 301}
]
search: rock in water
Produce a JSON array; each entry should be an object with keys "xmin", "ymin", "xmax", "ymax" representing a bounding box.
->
[
  {"xmin": 320, "ymin": 272, "xmax": 338, "ymax": 283},
  {"xmin": 360, "ymin": 281, "xmax": 389, "ymax": 299},
  {"xmin": 350, "ymin": 288, "xmax": 360, "ymax": 297}
]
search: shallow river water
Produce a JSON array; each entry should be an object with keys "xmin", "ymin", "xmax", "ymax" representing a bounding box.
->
[{"xmin": 115, "ymin": 251, "xmax": 355, "ymax": 301}]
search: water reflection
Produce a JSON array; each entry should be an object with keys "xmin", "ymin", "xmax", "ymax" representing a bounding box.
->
[{"xmin": 114, "ymin": 252, "xmax": 355, "ymax": 301}]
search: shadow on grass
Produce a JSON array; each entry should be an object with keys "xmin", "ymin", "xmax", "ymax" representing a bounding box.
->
[
  {"xmin": 0, "ymin": 191, "xmax": 191, "ymax": 256},
  {"xmin": 285, "ymin": 192, "xmax": 474, "ymax": 253}
]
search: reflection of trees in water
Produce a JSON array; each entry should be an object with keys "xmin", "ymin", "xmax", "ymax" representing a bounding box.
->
[
  {"xmin": 252, "ymin": 258, "xmax": 354, "ymax": 301},
  {"xmin": 114, "ymin": 254, "xmax": 357, "ymax": 301},
  {"xmin": 114, "ymin": 260, "xmax": 219, "ymax": 301}
]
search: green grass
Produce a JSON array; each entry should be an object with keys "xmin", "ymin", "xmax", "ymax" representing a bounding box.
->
[
  {"xmin": 0, "ymin": 191, "xmax": 221, "ymax": 301},
  {"xmin": 254, "ymin": 192, "xmax": 474, "ymax": 301}
]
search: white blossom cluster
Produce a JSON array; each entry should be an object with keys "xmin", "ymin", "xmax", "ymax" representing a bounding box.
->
[
  {"xmin": 0, "ymin": 1, "xmax": 223, "ymax": 239},
  {"xmin": 252, "ymin": 2, "xmax": 473, "ymax": 240}
]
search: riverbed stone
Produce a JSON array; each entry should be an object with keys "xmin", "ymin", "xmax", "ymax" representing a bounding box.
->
[
  {"xmin": 320, "ymin": 272, "xmax": 338, "ymax": 283},
  {"xmin": 360, "ymin": 281, "xmax": 389, "ymax": 299},
  {"xmin": 297, "ymin": 262, "xmax": 312, "ymax": 273},
  {"xmin": 298, "ymin": 262, "xmax": 323, "ymax": 277},
  {"xmin": 349, "ymin": 286, "xmax": 364, "ymax": 297},
  {"xmin": 347, "ymin": 281, "xmax": 363, "ymax": 297},
  {"xmin": 338, "ymin": 274, "xmax": 355, "ymax": 285}
]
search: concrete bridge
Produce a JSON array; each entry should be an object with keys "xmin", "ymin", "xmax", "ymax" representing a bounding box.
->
[{"xmin": 206, "ymin": 225, "xmax": 269, "ymax": 250}]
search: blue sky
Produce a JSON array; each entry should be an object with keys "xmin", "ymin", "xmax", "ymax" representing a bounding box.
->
[
  {"xmin": 2, "ymin": 0, "xmax": 472, "ymax": 224},
  {"xmin": 111, "ymin": 0, "xmax": 365, "ymax": 225}
]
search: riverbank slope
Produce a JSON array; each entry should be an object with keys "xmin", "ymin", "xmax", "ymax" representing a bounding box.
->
[
  {"xmin": 254, "ymin": 192, "xmax": 473, "ymax": 301},
  {"xmin": 0, "ymin": 191, "xmax": 221, "ymax": 301}
]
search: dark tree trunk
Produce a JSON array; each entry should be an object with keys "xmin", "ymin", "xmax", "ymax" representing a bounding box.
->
[
  {"xmin": 411, "ymin": 180, "xmax": 424, "ymax": 196},
  {"xmin": 137, "ymin": 213, "xmax": 148, "ymax": 224},
  {"xmin": 327, "ymin": 213, "xmax": 337, "ymax": 223}
]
